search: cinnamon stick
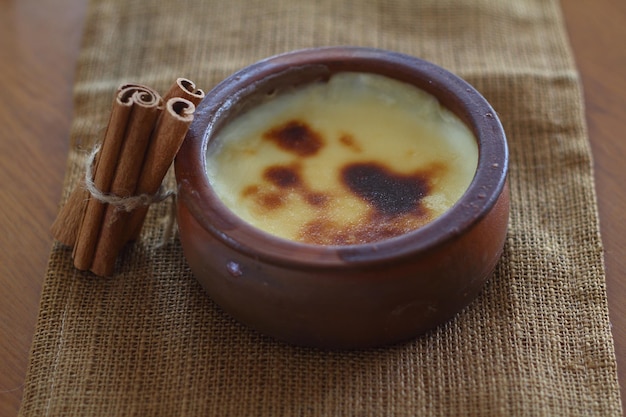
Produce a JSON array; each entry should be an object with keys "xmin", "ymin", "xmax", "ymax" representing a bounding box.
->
[
  {"xmin": 72, "ymin": 85, "xmax": 162, "ymax": 271},
  {"xmin": 88, "ymin": 92, "xmax": 163, "ymax": 276},
  {"xmin": 125, "ymin": 97, "xmax": 196, "ymax": 242},
  {"xmin": 50, "ymin": 182, "xmax": 89, "ymax": 246},
  {"xmin": 163, "ymin": 77, "xmax": 205, "ymax": 106},
  {"xmin": 51, "ymin": 85, "xmax": 162, "ymax": 246},
  {"xmin": 51, "ymin": 79, "xmax": 200, "ymax": 276}
]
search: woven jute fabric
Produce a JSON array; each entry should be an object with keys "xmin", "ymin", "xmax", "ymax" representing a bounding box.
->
[{"xmin": 19, "ymin": 0, "xmax": 623, "ymax": 415}]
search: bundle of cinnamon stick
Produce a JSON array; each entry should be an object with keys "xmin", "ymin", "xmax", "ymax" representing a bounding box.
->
[{"xmin": 52, "ymin": 78, "xmax": 204, "ymax": 276}]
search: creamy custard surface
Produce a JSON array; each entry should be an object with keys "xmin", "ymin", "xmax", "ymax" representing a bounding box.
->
[{"xmin": 205, "ymin": 72, "xmax": 478, "ymax": 245}]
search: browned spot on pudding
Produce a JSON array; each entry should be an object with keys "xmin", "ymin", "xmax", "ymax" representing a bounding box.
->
[
  {"xmin": 242, "ymin": 185, "xmax": 260, "ymax": 197},
  {"xmin": 263, "ymin": 120, "xmax": 324, "ymax": 157},
  {"xmin": 244, "ymin": 163, "xmax": 332, "ymax": 214},
  {"xmin": 296, "ymin": 161, "xmax": 446, "ymax": 245},
  {"xmin": 241, "ymin": 184, "xmax": 284, "ymax": 211},
  {"xmin": 299, "ymin": 214, "xmax": 429, "ymax": 246},
  {"xmin": 341, "ymin": 162, "xmax": 430, "ymax": 216},
  {"xmin": 338, "ymin": 133, "xmax": 362, "ymax": 152},
  {"xmin": 305, "ymin": 192, "xmax": 329, "ymax": 207},
  {"xmin": 263, "ymin": 165, "xmax": 301, "ymax": 188},
  {"xmin": 299, "ymin": 219, "xmax": 337, "ymax": 245},
  {"xmin": 258, "ymin": 193, "xmax": 284, "ymax": 210}
]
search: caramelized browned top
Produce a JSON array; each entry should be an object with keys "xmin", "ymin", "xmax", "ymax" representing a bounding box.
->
[
  {"xmin": 239, "ymin": 119, "xmax": 441, "ymax": 245},
  {"xmin": 341, "ymin": 162, "xmax": 429, "ymax": 216},
  {"xmin": 206, "ymin": 72, "xmax": 478, "ymax": 246},
  {"xmin": 263, "ymin": 120, "xmax": 324, "ymax": 157}
]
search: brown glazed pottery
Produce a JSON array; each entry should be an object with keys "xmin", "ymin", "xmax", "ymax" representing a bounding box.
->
[{"xmin": 175, "ymin": 47, "xmax": 509, "ymax": 349}]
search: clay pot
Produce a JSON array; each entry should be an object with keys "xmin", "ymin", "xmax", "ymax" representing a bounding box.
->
[{"xmin": 175, "ymin": 47, "xmax": 509, "ymax": 349}]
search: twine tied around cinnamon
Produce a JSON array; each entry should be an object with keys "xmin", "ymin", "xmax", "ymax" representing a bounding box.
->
[
  {"xmin": 84, "ymin": 144, "xmax": 174, "ymax": 213},
  {"xmin": 82, "ymin": 144, "xmax": 179, "ymax": 247},
  {"xmin": 51, "ymin": 78, "xmax": 205, "ymax": 276}
]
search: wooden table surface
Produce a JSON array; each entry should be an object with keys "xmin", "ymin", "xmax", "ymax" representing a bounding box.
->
[{"xmin": 0, "ymin": 0, "xmax": 624, "ymax": 415}]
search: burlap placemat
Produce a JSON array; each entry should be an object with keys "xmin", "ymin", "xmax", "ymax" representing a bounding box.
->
[{"xmin": 19, "ymin": 0, "xmax": 623, "ymax": 415}]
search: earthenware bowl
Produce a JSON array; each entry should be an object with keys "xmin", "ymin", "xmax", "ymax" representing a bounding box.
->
[{"xmin": 175, "ymin": 47, "xmax": 509, "ymax": 349}]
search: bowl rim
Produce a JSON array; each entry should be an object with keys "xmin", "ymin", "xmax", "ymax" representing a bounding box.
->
[{"xmin": 175, "ymin": 46, "xmax": 508, "ymax": 269}]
